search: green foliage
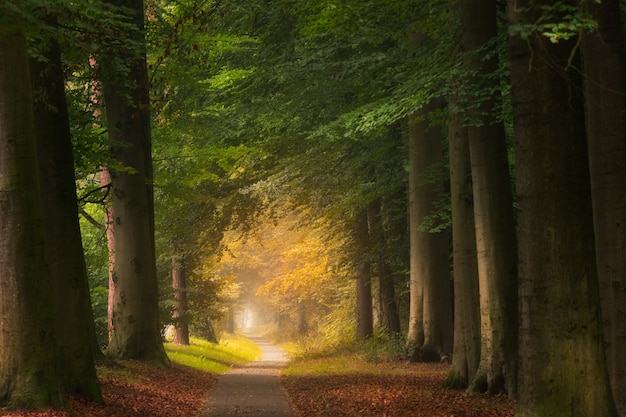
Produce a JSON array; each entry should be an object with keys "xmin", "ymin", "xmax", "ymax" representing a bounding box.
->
[
  {"xmin": 70, "ymin": 0, "xmax": 495, "ymax": 357},
  {"xmin": 145, "ymin": 1, "xmax": 279, "ymax": 338},
  {"xmin": 509, "ymin": 0, "xmax": 599, "ymax": 43},
  {"xmin": 191, "ymin": 1, "xmax": 440, "ymax": 347},
  {"xmin": 0, "ymin": 0, "xmax": 47, "ymax": 34},
  {"xmin": 78, "ymin": 0, "xmax": 508, "ymax": 356}
]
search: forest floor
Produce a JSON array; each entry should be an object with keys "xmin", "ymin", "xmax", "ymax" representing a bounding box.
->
[
  {"xmin": 1, "ymin": 360, "xmax": 515, "ymax": 417},
  {"xmin": 1, "ymin": 335, "xmax": 515, "ymax": 417},
  {"xmin": 282, "ymin": 360, "xmax": 515, "ymax": 417}
]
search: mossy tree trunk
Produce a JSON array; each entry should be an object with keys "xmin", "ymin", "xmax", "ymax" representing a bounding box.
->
[
  {"xmin": 30, "ymin": 33, "xmax": 102, "ymax": 402},
  {"xmin": 509, "ymin": 0, "xmax": 617, "ymax": 414},
  {"xmin": 102, "ymin": 0, "xmax": 168, "ymax": 364},
  {"xmin": 0, "ymin": 29, "xmax": 64, "ymax": 409},
  {"xmin": 581, "ymin": 1, "xmax": 626, "ymax": 413}
]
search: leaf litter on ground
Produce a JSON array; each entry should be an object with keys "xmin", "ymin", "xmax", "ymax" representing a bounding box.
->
[
  {"xmin": 281, "ymin": 361, "xmax": 516, "ymax": 417},
  {"xmin": 1, "ymin": 361, "xmax": 217, "ymax": 417},
  {"xmin": 1, "ymin": 358, "xmax": 515, "ymax": 416}
]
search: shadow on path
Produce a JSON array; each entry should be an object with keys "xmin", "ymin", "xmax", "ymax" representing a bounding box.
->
[{"xmin": 200, "ymin": 335, "xmax": 294, "ymax": 417}]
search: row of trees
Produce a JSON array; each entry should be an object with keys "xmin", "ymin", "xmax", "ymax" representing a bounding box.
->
[
  {"xmin": 0, "ymin": 0, "xmax": 169, "ymax": 407},
  {"xmin": 191, "ymin": 0, "xmax": 625, "ymax": 415},
  {"xmin": 146, "ymin": 0, "xmax": 626, "ymax": 414},
  {"xmin": 1, "ymin": 0, "xmax": 625, "ymax": 416}
]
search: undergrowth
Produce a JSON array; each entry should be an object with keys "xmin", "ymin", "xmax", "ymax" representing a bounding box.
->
[{"xmin": 283, "ymin": 327, "xmax": 410, "ymax": 376}]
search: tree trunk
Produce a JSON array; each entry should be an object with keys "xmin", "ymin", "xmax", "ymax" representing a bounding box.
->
[
  {"xmin": 101, "ymin": 169, "xmax": 116, "ymax": 345},
  {"xmin": 297, "ymin": 300, "xmax": 308, "ymax": 336},
  {"xmin": 445, "ymin": 89, "xmax": 481, "ymax": 388},
  {"xmin": 226, "ymin": 306, "xmax": 235, "ymax": 334},
  {"xmin": 407, "ymin": 102, "xmax": 453, "ymax": 361},
  {"xmin": 0, "ymin": 30, "xmax": 64, "ymax": 408},
  {"xmin": 104, "ymin": 107, "xmax": 166, "ymax": 362},
  {"xmin": 463, "ymin": 0, "xmax": 518, "ymax": 396},
  {"xmin": 355, "ymin": 209, "xmax": 373, "ymax": 339},
  {"xmin": 581, "ymin": 1, "xmax": 626, "ymax": 414},
  {"xmin": 509, "ymin": 2, "xmax": 617, "ymax": 414},
  {"xmin": 406, "ymin": 118, "xmax": 424, "ymax": 351},
  {"xmin": 103, "ymin": 0, "xmax": 168, "ymax": 364},
  {"xmin": 172, "ymin": 256, "xmax": 190, "ymax": 345},
  {"xmin": 368, "ymin": 199, "xmax": 401, "ymax": 334},
  {"xmin": 30, "ymin": 34, "xmax": 102, "ymax": 401}
]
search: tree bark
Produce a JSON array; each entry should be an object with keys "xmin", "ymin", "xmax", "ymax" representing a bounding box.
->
[
  {"xmin": 103, "ymin": 0, "xmax": 168, "ymax": 364},
  {"xmin": 445, "ymin": 89, "xmax": 481, "ymax": 388},
  {"xmin": 581, "ymin": 1, "xmax": 626, "ymax": 414},
  {"xmin": 509, "ymin": 1, "xmax": 617, "ymax": 414},
  {"xmin": 354, "ymin": 209, "xmax": 373, "ymax": 339},
  {"xmin": 368, "ymin": 199, "xmax": 401, "ymax": 334},
  {"xmin": 463, "ymin": 0, "xmax": 518, "ymax": 396},
  {"xmin": 30, "ymin": 34, "xmax": 102, "ymax": 401},
  {"xmin": 104, "ymin": 105, "xmax": 166, "ymax": 362},
  {"xmin": 407, "ymin": 102, "xmax": 453, "ymax": 361},
  {"xmin": 406, "ymin": 118, "xmax": 425, "ymax": 351},
  {"xmin": 0, "ymin": 30, "xmax": 64, "ymax": 408},
  {"xmin": 172, "ymin": 256, "xmax": 190, "ymax": 345}
]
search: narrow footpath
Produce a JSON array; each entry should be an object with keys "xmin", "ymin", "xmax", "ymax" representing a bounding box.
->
[{"xmin": 201, "ymin": 335, "xmax": 295, "ymax": 417}]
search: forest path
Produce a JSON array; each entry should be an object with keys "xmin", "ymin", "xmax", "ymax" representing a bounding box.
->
[{"xmin": 200, "ymin": 334, "xmax": 295, "ymax": 417}]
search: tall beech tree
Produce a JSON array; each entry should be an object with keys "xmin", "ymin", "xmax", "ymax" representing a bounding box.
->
[
  {"xmin": 406, "ymin": 101, "xmax": 453, "ymax": 361},
  {"xmin": 30, "ymin": 33, "xmax": 102, "ymax": 400},
  {"xmin": 368, "ymin": 198, "xmax": 401, "ymax": 334},
  {"xmin": 509, "ymin": 0, "xmax": 617, "ymax": 414},
  {"xmin": 463, "ymin": 0, "xmax": 517, "ymax": 395},
  {"xmin": 0, "ymin": 29, "xmax": 63, "ymax": 408},
  {"xmin": 102, "ymin": 0, "xmax": 168, "ymax": 363},
  {"xmin": 581, "ymin": 1, "xmax": 626, "ymax": 413},
  {"xmin": 445, "ymin": 83, "xmax": 481, "ymax": 389}
]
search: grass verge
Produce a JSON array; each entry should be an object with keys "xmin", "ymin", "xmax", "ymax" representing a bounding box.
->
[
  {"xmin": 282, "ymin": 329, "xmax": 413, "ymax": 377},
  {"xmin": 164, "ymin": 333, "xmax": 262, "ymax": 373},
  {"xmin": 282, "ymin": 344, "xmax": 454, "ymax": 379}
]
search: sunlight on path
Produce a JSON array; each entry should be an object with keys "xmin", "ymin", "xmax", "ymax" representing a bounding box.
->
[{"xmin": 200, "ymin": 334, "xmax": 294, "ymax": 417}]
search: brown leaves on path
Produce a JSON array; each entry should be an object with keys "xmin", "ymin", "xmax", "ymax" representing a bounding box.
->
[
  {"xmin": 1, "ymin": 361, "xmax": 217, "ymax": 417},
  {"xmin": 281, "ymin": 362, "xmax": 515, "ymax": 417}
]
